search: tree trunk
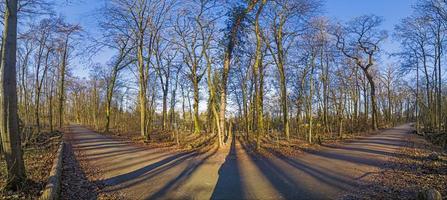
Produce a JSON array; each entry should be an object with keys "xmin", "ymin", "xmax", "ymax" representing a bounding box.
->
[
  {"xmin": 0, "ymin": 0, "xmax": 26, "ymax": 189},
  {"xmin": 170, "ymin": 70, "xmax": 179, "ymax": 130},
  {"xmin": 181, "ymin": 85, "xmax": 187, "ymax": 131},
  {"xmin": 386, "ymin": 73, "xmax": 392, "ymax": 125},
  {"xmin": 105, "ymin": 68, "xmax": 117, "ymax": 133},
  {"xmin": 416, "ymin": 55, "xmax": 419, "ymax": 132},
  {"xmin": 162, "ymin": 88, "xmax": 168, "ymax": 130},
  {"xmin": 137, "ymin": 37, "xmax": 148, "ymax": 140},
  {"xmin": 365, "ymin": 72, "xmax": 378, "ymax": 131},
  {"xmin": 253, "ymin": 0, "xmax": 265, "ymax": 149},
  {"xmin": 58, "ymin": 37, "xmax": 69, "ymax": 128},
  {"xmin": 193, "ymin": 79, "xmax": 200, "ymax": 134},
  {"xmin": 219, "ymin": 54, "xmax": 230, "ymax": 146},
  {"xmin": 308, "ymin": 66, "xmax": 314, "ymax": 143},
  {"xmin": 360, "ymin": 75, "xmax": 368, "ymax": 130},
  {"xmin": 436, "ymin": 32, "xmax": 442, "ymax": 133},
  {"xmin": 258, "ymin": 57, "xmax": 264, "ymax": 140},
  {"xmin": 204, "ymin": 51, "xmax": 221, "ymax": 140},
  {"xmin": 263, "ymin": 15, "xmax": 290, "ymax": 142},
  {"xmin": 241, "ymin": 82, "xmax": 249, "ymax": 138},
  {"xmin": 48, "ymin": 80, "xmax": 54, "ymax": 132},
  {"xmin": 187, "ymin": 88, "xmax": 193, "ymax": 132},
  {"xmin": 422, "ymin": 49, "xmax": 432, "ymax": 129}
]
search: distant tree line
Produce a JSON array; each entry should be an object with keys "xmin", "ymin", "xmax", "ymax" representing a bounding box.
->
[{"xmin": 60, "ymin": 0, "xmax": 428, "ymax": 148}]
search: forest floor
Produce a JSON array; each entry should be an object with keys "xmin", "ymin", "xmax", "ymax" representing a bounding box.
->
[
  {"xmin": 343, "ymin": 129, "xmax": 447, "ymax": 199},
  {"xmin": 57, "ymin": 123, "xmax": 447, "ymax": 200},
  {"xmin": 0, "ymin": 131, "xmax": 62, "ymax": 199}
]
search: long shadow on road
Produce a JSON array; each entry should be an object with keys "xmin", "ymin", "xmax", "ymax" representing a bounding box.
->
[
  {"xmin": 210, "ymin": 137, "xmax": 244, "ymax": 200},
  {"xmin": 148, "ymin": 148, "xmax": 219, "ymax": 199},
  {"xmin": 244, "ymin": 142, "xmax": 357, "ymax": 199},
  {"xmin": 66, "ymin": 124, "xmax": 413, "ymax": 199},
  {"xmin": 96, "ymin": 147, "xmax": 220, "ymax": 199},
  {"xmin": 209, "ymin": 132, "xmax": 405, "ymax": 200},
  {"xmin": 100, "ymin": 151, "xmax": 197, "ymax": 186}
]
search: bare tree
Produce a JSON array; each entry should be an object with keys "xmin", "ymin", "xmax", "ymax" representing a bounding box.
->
[
  {"xmin": 154, "ymin": 36, "xmax": 177, "ymax": 131},
  {"xmin": 55, "ymin": 18, "xmax": 81, "ymax": 128},
  {"xmin": 104, "ymin": 38, "xmax": 133, "ymax": 132},
  {"xmin": 28, "ymin": 19, "xmax": 55, "ymax": 133},
  {"xmin": 335, "ymin": 15, "xmax": 387, "ymax": 131},
  {"xmin": 262, "ymin": 0, "xmax": 321, "ymax": 141},
  {"xmin": 105, "ymin": 0, "xmax": 174, "ymax": 140}
]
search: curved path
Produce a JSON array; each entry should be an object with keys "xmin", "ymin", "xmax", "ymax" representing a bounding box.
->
[{"xmin": 63, "ymin": 124, "xmax": 413, "ymax": 199}]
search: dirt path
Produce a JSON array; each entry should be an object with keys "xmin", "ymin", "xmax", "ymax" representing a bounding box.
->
[{"xmin": 63, "ymin": 124, "xmax": 413, "ymax": 200}]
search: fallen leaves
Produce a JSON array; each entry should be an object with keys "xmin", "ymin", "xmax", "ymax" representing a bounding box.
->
[
  {"xmin": 343, "ymin": 134, "xmax": 447, "ymax": 200},
  {"xmin": 0, "ymin": 131, "xmax": 62, "ymax": 199}
]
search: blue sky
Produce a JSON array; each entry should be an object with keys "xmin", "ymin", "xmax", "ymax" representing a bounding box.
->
[
  {"xmin": 56, "ymin": 0, "xmax": 108, "ymax": 78},
  {"xmin": 325, "ymin": 0, "xmax": 418, "ymax": 57},
  {"xmin": 325, "ymin": 0, "xmax": 417, "ymax": 25},
  {"xmin": 56, "ymin": 0, "xmax": 418, "ymax": 78}
]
